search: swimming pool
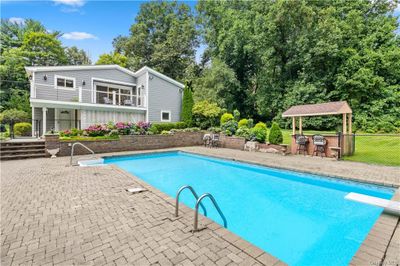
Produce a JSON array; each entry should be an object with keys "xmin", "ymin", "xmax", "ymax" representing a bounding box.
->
[{"xmin": 104, "ymin": 151, "xmax": 394, "ymax": 266}]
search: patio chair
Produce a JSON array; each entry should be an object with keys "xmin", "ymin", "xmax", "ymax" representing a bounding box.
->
[
  {"xmin": 312, "ymin": 135, "xmax": 327, "ymax": 157},
  {"xmin": 103, "ymin": 97, "xmax": 112, "ymax": 104},
  {"xmin": 295, "ymin": 135, "xmax": 308, "ymax": 155},
  {"xmin": 203, "ymin": 134, "xmax": 212, "ymax": 147},
  {"xmin": 211, "ymin": 134, "xmax": 220, "ymax": 148}
]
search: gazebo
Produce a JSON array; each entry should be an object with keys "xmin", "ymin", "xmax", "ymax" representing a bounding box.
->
[{"xmin": 282, "ymin": 101, "xmax": 354, "ymax": 157}]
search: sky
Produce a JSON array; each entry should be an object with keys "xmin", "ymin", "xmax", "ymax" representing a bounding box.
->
[
  {"xmin": 1, "ymin": 0, "xmax": 204, "ymax": 63},
  {"xmin": 1, "ymin": 0, "xmax": 399, "ymax": 64}
]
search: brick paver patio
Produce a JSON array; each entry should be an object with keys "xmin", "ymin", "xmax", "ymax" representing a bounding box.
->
[{"xmin": 1, "ymin": 147, "xmax": 399, "ymax": 265}]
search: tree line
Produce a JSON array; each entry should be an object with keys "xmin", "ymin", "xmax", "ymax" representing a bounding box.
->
[{"xmin": 1, "ymin": 0, "xmax": 399, "ymax": 133}]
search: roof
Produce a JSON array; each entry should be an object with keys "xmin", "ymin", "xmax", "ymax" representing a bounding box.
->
[
  {"xmin": 24, "ymin": 64, "xmax": 184, "ymax": 88},
  {"xmin": 282, "ymin": 101, "xmax": 352, "ymax": 117}
]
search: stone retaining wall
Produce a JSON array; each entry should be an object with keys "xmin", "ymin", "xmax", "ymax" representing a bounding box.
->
[
  {"xmin": 45, "ymin": 132, "xmax": 205, "ymax": 156},
  {"xmin": 220, "ymin": 135, "xmax": 245, "ymax": 150}
]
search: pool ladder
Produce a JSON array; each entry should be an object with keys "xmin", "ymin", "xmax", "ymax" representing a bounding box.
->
[
  {"xmin": 175, "ymin": 185, "xmax": 227, "ymax": 232},
  {"xmin": 70, "ymin": 142, "xmax": 96, "ymax": 166}
]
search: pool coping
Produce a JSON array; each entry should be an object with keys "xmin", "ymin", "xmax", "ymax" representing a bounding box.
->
[
  {"xmin": 96, "ymin": 148, "xmax": 399, "ymax": 265},
  {"xmin": 110, "ymin": 164, "xmax": 287, "ymax": 266}
]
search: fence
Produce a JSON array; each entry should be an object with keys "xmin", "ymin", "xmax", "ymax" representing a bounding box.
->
[{"xmin": 343, "ymin": 134, "xmax": 400, "ymax": 166}]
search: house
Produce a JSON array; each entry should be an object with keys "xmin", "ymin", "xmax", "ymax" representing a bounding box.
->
[{"xmin": 25, "ymin": 65, "xmax": 184, "ymax": 136}]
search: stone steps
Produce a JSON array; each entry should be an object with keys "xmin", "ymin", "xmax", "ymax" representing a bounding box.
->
[{"xmin": 0, "ymin": 141, "xmax": 47, "ymax": 160}]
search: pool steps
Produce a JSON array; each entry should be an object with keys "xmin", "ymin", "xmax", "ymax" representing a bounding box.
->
[
  {"xmin": 78, "ymin": 158, "xmax": 105, "ymax": 167},
  {"xmin": 345, "ymin": 192, "xmax": 400, "ymax": 216}
]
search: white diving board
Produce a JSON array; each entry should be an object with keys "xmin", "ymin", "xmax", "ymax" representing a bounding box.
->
[{"xmin": 345, "ymin": 192, "xmax": 400, "ymax": 216}]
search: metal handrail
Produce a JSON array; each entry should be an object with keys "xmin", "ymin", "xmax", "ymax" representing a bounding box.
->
[
  {"xmin": 175, "ymin": 185, "xmax": 207, "ymax": 217},
  {"xmin": 194, "ymin": 193, "xmax": 227, "ymax": 231},
  {"xmin": 70, "ymin": 142, "xmax": 95, "ymax": 166}
]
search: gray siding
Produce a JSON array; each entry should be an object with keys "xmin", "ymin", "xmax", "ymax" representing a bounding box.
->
[
  {"xmin": 148, "ymin": 75, "xmax": 182, "ymax": 122},
  {"xmin": 33, "ymin": 69, "xmax": 136, "ymax": 104},
  {"xmin": 33, "ymin": 107, "xmax": 55, "ymax": 135}
]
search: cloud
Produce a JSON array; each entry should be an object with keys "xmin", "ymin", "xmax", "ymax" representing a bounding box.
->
[
  {"xmin": 62, "ymin": 32, "xmax": 98, "ymax": 40},
  {"xmin": 53, "ymin": 0, "xmax": 85, "ymax": 7},
  {"xmin": 9, "ymin": 17, "xmax": 25, "ymax": 25}
]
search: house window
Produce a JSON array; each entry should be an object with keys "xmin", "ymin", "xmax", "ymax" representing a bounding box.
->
[
  {"xmin": 95, "ymin": 84, "xmax": 135, "ymax": 105},
  {"xmin": 56, "ymin": 76, "xmax": 75, "ymax": 88},
  {"xmin": 161, "ymin": 111, "xmax": 171, "ymax": 122}
]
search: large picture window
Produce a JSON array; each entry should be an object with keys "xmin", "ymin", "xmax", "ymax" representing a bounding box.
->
[{"xmin": 95, "ymin": 83, "xmax": 137, "ymax": 106}]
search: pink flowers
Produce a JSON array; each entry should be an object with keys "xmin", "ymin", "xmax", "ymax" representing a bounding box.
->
[{"xmin": 83, "ymin": 121, "xmax": 152, "ymax": 136}]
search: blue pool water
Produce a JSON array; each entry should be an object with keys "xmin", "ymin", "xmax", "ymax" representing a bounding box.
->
[{"xmin": 104, "ymin": 152, "xmax": 394, "ymax": 266}]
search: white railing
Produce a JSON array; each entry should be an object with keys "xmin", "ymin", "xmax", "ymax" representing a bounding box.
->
[{"xmin": 33, "ymin": 84, "xmax": 146, "ymax": 108}]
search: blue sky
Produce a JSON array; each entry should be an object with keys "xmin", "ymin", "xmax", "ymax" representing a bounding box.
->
[
  {"xmin": 1, "ymin": 0, "xmax": 203, "ymax": 63},
  {"xmin": 1, "ymin": 0, "xmax": 398, "ymax": 64}
]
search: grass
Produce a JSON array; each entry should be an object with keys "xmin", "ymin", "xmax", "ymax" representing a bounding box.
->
[
  {"xmin": 60, "ymin": 135, "xmax": 120, "ymax": 141},
  {"xmin": 280, "ymin": 129, "xmax": 400, "ymax": 166}
]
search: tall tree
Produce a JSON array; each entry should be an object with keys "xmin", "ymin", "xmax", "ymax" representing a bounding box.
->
[
  {"xmin": 181, "ymin": 82, "xmax": 194, "ymax": 126},
  {"xmin": 65, "ymin": 46, "xmax": 92, "ymax": 65},
  {"xmin": 118, "ymin": 1, "xmax": 198, "ymax": 80},
  {"xmin": 197, "ymin": 0, "xmax": 400, "ymax": 132},
  {"xmin": 96, "ymin": 52, "xmax": 127, "ymax": 67}
]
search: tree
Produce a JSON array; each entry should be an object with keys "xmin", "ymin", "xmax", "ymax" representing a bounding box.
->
[
  {"xmin": 96, "ymin": 52, "xmax": 127, "ymax": 67},
  {"xmin": 181, "ymin": 82, "xmax": 194, "ymax": 126},
  {"xmin": 197, "ymin": 0, "xmax": 400, "ymax": 132},
  {"xmin": 65, "ymin": 46, "xmax": 91, "ymax": 65},
  {"xmin": 0, "ymin": 109, "xmax": 29, "ymax": 123},
  {"xmin": 269, "ymin": 122, "xmax": 283, "ymax": 144},
  {"xmin": 117, "ymin": 1, "xmax": 198, "ymax": 80}
]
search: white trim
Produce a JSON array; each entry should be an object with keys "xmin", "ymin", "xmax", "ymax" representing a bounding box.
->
[
  {"xmin": 92, "ymin": 77, "xmax": 136, "ymax": 87},
  {"xmin": 30, "ymin": 98, "xmax": 147, "ymax": 112},
  {"xmin": 25, "ymin": 64, "xmax": 137, "ymax": 76},
  {"xmin": 145, "ymin": 72, "xmax": 149, "ymax": 122},
  {"xmin": 54, "ymin": 75, "xmax": 76, "ymax": 90},
  {"xmin": 31, "ymin": 107, "xmax": 35, "ymax": 137},
  {"xmin": 135, "ymin": 66, "xmax": 184, "ymax": 88},
  {"xmin": 160, "ymin": 110, "xmax": 171, "ymax": 122}
]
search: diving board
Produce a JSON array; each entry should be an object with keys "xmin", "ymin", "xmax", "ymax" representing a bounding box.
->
[{"xmin": 345, "ymin": 192, "xmax": 400, "ymax": 216}]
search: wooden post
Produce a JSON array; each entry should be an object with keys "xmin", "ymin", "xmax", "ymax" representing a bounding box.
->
[
  {"xmin": 348, "ymin": 113, "xmax": 352, "ymax": 134},
  {"xmin": 342, "ymin": 113, "xmax": 347, "ymax": 134},
  {"xmin": 299, "ymin": 116, "xmax": 303, "ymax": 134},
  {"xmin": 292, "ymin": 117, "xmax": 296, "ymax": 135}
]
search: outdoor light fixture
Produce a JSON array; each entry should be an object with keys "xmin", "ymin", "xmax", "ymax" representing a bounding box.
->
[
  {"xmin": 43, "ymin": 75, "xmax": 47, "ymax": 81},
  {"xmin": 149, "ymin": 75, "xmax": 154, "ymax": 80},
  {"xmin": 82, "ymin": 80, "xmax": 86, "ymax": 86},
  {"xmin": 29, "ymin": 75, "xmax": 32, "ymax": 80}
]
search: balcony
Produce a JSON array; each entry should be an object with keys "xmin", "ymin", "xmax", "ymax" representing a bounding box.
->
[{"xmin": 32, "ymin": 84, "xmax": 146, "ymax": 109}]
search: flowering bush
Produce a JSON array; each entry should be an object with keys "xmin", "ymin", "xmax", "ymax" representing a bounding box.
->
[
  {"xmin": 85, "ymin": 124, "xmax": 110, "ymax": 137},
  {"xmin": 136, "ymin": 121, "xmax": 151, "ymax": 135},
  {"xmin": 115, "ymin": 122, "xmax": 134, "ymax": 135}
]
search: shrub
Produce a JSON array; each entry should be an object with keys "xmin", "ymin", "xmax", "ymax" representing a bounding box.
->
[
  {"xmin": 268, "ymin": 122, "xmax": 283, "ymax": 144},
  {"xmin": 235, "ymin": 126, "xmax": 255, "ymax": 141},
  {"xmin": 233, "ymin": 109, "xmax": 240, "ymax": 121},
  {"xmin": 181, "ymin": 84, "xmax": 194, "ymax": 126},
  {"xmin": 247, "ymin": 118, "xmax": 254, "ymax": 128},
  {"xmin": 135, "ymin": 121, "xmax": 152, "ymax": 135},
  {"xmin": 149, "ymin": 122, "xmax": 186, "ymax": 134},
  {"xmin": 0, "ymin": 109, "xmax": 29, "ymax": 124},
  {"xmin": 0, "ymin": 124, "xmax": 6, "ymax": 133},
  {"xmin": 192, "ymin": 100, "xmax": 222, "ymax": 129},
  {"xmin": 161, "ymin": 130, "xmax": 171, "ymax": 135},
  {"xmin": 115, "ymin": 122, "xmax": 133, "ymax": 135},
  {"xmin": 238, "ymin": 119, "xmax": 248, "ymax": 128},
  {"xmin": 221, "ymin": 120, "xmax": 238, "ymax": 136},
  {"xmin": 14, "ymin": 122, "xmax": 31, "ymax": 136},
  {"xmin": 251, "ymin": 122, "xmax": 268, "ymax": 142},
  {"xmin": 207, "ymin": 127, "xmax": 222, "ymax": 133},
  {"xmin": 220, "ymin": 113, "xmax": 234, "ymax": 125},
  {"xmin": 71, "ymin": 128, "xmax": 84, "ymax": 136},
  {"xmin": 85, "ymin": 124, "xmax": 109, "ymax": 137}
]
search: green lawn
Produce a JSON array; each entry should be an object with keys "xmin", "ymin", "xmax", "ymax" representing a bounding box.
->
[{"xmin": 280, "ymin": 130, "xmax": 400, "ymax": 166}]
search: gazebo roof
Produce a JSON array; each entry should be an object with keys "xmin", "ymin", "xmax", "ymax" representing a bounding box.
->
[{"xmin": 282, "ymin": 101, "xmax": 352, "ymax": 117}]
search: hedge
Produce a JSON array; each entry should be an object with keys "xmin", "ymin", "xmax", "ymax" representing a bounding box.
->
[{"xmin": 149, "ymin": 122, "xmax": 187, "ymax": 134}]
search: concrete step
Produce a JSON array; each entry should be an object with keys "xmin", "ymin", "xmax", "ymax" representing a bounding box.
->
[
  {"xmin": 1, "ymin": 142, "xmax": 45, "ymax": 147},
  {"xmin": 1, "ymin": 144, "xmax": 45, "ymax": 150},
  {"xmin": 0, "ymin": 153, "xmax": 47, "ymax": 160},
  {"xmin": 1, "ymin": 149, "xmax": 46, "ymax": 155}
]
